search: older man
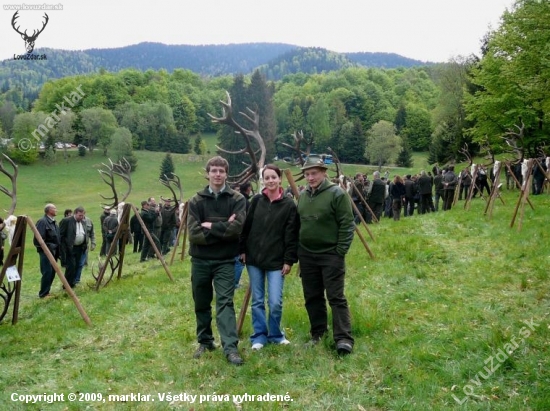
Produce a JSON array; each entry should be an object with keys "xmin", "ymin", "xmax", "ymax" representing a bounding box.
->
[
  {"xmin": 297, "ymin": 155, "xmax": 355, "ymax": 355},
  {"xmin": 60, "ymin": 206, "xmax": 87, "ymax": 288},
  {"xmin": 34, "ymin": 203, "xmax": 61, "ymax": 298}
]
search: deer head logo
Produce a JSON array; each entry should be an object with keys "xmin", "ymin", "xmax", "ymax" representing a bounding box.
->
[{"xmin": 11, "ymin": 11, "xmax": 49, "ymax": 54}]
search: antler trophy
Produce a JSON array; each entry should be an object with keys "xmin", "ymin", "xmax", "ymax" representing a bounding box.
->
[
  {"xmin": 208, "ymin": 91, "xmax": 266, "ymax": 185},
  {"xmin": 0, "ymin": 154, "xmax": 17, "ymax": 216},
  {"xmin": 94, "ymin": 158, "xmax": 132, "ymax": 288},
  {"xmin": 280, "ymin": 130, "xmax": 314, "ymax": 167},
  {"xmin": 98, "ymin": 158, "xmax": 132, "ymax": 209},
  {"xmin": 160, "ymin": 174, "xmax": 183, "ymax": 205}
]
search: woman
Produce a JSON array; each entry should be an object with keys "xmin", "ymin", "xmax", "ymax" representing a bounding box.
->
[
  {"xmin": 239, "ymin": 165, "xmax": 298, "ymax": 350},
  {"xmin": 390, "ymin": 175, "xmax": 406, "ymax": 221}
]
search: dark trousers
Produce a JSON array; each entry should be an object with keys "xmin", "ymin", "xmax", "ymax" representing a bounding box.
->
[
  {"xmin": 100, "ymin": 234, "xmax": 107, "ymax": 257},
  {"xmin": 298, "ymin": 248, "xmax": 354, "ymax": 345},
  {"xmin": 419, "ymin": 193, "xmax": 432, "ymax": 214},
  {"xmin": 191, "ymin": 257, "xmax": 239, "ymax": 355},
  {"xmin": 443, "ymin": 189, "xmax": 455, "ymax": 211},
  {"xmin": 65, "ymin": 244, "xmax": 85, "ymax": 287},
  {"xmin": 459, "ymin": 184, "xmax": 470, "ymax": 200},
  {"xmin": 367, "ymin": 202, "xmax": 383, "ymax": 223},
  {"xmin": 404, "ymin": 197, "xmax": 415, "ymax": 216},
  {"xmin": 141, "ymin": 231, "xmax": 160, "ymax": 261},
  {"xmin": 132, "ymin": 232, "xmax": 144, "ymax": 253},
  {"xmin": 159, "ymin": 227, "xmax": 173, "ymax": 254},
  {"xmin": 392, "ymin": 199, "xmax": 402, "ymax": 220},
  {"xmin": 38, "ymin": 251, "xmax": 56, "ymax": 297}
]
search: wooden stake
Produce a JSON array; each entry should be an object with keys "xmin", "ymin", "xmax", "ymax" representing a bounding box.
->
[{"xmin": 27, "ymin": 216, "xmax": 92, "ymax": 326}]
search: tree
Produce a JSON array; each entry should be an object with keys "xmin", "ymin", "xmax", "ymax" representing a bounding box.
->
[
  {"xmin": 111, "ymin": 127, "xmax": 138, "ymax": 171},
  {"xmin": 247, "ymin": 70, "xmax": 277, "ymax": 162},
  {"xmin": 431, "ymin": 57, "xmax": 474, "ymax": 162},
  {"xmin": 159, "ymin": 153, "xmax": 175, "ymax": 181},
  {"xmin": 80, "ymin": 107, "xmax": 118, "ymax": 155},
  {"xmin": 465, "ymin": 0, "xmax": 550, "ymax": 156},
  {"xmin": 339, "ymin": 119, "xmax": 366, "ymax": 164},
  {"xmin": 400, "ymin": 104, "xmax": 432, "ymax": 151},
  {"xmin": 217, "ymin": 74, "xmax": 248, "ymax": 174},
  {"xmin": 365, "ymin": 120, "xmax": 402, "ymax": 170},
  {"xmin": 50, "ymin": 111, "xmax": 76, "ymax": 161},
  {"xmin": 396, "ymin": 137, "xmax": 413, "ymax": 167},
  {"xmin": 0, "ymin": 101, "xmax": 17, "ymax": 137},
  {"xmin": 194, "ymin": 135, "xmax": 205, "ymax": 155},
  {"xmin": 9, "ymin": 111, "xmax": 47, "ymax": 164}
]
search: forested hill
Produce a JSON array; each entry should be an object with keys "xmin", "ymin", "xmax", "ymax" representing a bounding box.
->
[{"xmin": 0, "ymin": 42, "xmax": 430, "ymax": 109}]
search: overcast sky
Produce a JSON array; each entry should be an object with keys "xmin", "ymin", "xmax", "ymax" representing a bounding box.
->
[{"xmin": 1, "ymin": 0, "xmax": 514, "ymax": 63}]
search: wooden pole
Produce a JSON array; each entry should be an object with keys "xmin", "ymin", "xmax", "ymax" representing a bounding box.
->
[
  {"xmin": 505, "ymin": 162, "xmax": 534, "ymax": 210},
  {"xmin": 236, "ymin": 285, "xmax": 251, "ymax": 336},
  {"xmin": 169, "ymin": 201, "xmax": 188, "ymax": 264},
  {"xmin": 27, "ymin": 216, "xmax": 92, "ymax": 326}
]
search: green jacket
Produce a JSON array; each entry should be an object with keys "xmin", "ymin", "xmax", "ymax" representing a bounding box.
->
[
  {"xmin": 187, "ymin": 186, "xmax": 246, "ymax": 260},
  {"xmin": 297, "ymin": 178, "xmax": 355, "ymax": 256}
]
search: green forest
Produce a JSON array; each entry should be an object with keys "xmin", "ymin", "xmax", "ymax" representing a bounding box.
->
[{"xmin": 0, "ymin": 0, "xmax": 548, "ymax": 170}]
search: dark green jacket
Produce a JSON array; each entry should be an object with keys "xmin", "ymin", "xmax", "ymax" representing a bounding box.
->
[
  {"xmin": 187, "ymin": 186, "xmax": 246, "ymax": 260},
  {"xmin": 297, "ymin": 178, "xmax": 354, "ymax": 256}
]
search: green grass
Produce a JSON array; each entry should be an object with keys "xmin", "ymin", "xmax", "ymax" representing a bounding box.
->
[{"xmin": 0, "ymin": 147, "xmax": 549, "ymax": 410}]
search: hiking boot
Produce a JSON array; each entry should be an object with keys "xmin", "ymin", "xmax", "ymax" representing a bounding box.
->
[
  {"xmin": 193, "ymin": 343, "xmax": 216, "ymax": 359},
  {"xmin": 226, "ymin": 352, "xmax": 244, "ymax": 366},
  {"xmin": 336, "ymin": 341, "xmax": 353, "ymax": 356},
  {"xmin": 304, "ymin": 335, "xmax": 323, "ymax": 348}
]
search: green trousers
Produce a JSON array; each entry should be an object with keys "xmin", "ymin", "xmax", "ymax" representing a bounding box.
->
[{"xmin": 191, "ymin": 257, "xmax": 239, "ymax": 355}]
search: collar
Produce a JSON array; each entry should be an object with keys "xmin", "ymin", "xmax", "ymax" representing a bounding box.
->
[{"xmin": 208, "ymin": 184, "xmax": 227, "ymax": 196}]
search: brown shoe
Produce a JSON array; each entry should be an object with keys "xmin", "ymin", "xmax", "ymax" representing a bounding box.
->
[
  {"xmin": 40, "ymin": 294, "xmax": 55, "ymax": 300},
  {"xmin": 226, "ymin": 352, "xmax": 244, "ymax": 366},
  {"xmin": 193, "ymin": 343, "xmax": 216, "ymax": 359}
]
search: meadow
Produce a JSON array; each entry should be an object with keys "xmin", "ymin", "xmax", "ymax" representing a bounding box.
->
[{"xmin": 0, "ymin": 142, "xmax": 548, "ymax": 410}]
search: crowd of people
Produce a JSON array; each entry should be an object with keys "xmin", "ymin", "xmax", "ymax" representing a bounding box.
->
[
  {"xmin": 34, "ymin": 196, "xmax": 183, "ymax": 299},
  {"xmin": 348, "ymin": 159, "xmax": 548, "ymax": 223}
]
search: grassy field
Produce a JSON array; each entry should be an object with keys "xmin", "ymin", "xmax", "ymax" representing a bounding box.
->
[{"xmin": 0, "ymin": 143, "xmax": 549, "ymax": 410}]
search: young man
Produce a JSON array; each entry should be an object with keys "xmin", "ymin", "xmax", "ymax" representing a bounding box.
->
[
  {"xmin": 297, "ymin": 155, "xmax": 355, "ymax": 355},
  {"xmin": 187, "ymin": 156, "xmax": 247, "ymax": 365}
]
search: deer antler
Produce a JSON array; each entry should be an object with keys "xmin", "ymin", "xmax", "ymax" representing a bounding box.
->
[
  {"xmin": 327, "ymin": 147, "xmax": 343, "ymax": 179},
  {"xmin": 280, "ymin": 130, "xmax": 314, "ymax": 167},
  {"xmin": 98, "ymin": 158, "xmax": 132, "ymax": 208},
  {"xmin": 0, "ymin": 154, "xmax": 17, "ymax": 216},
  {"xmin": 208, "ymin": 91, "xmax": 266, "ymax": 185},
  {"xmin": 160, "ymin": 174, "xmax": 183, "ymax": 205},
  {"xmin": 501, "ymin": 119, "xmax": 525, "ymax": 162},
  {"xmin": 459, "ymin": 143, "xmax": 473, "ymax": 167},
  {"xmin": 480, "ymin": 136, "xmax": 495, "ymax": 166}
]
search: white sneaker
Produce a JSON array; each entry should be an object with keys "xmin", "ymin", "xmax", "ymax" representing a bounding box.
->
[
  {"xmin": 278, "ymin": 339, "xmax": 290, "ymax": 345},
  {"xmin": 251, "ymin": 343, "xmax": 264, "ymax": 351}
]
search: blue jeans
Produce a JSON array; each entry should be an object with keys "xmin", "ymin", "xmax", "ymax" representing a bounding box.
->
[
  {"xmin": 247, "ymin": 265, "xmax": 286, "ymax": 345},
  {"xmin": 234, "ymin": 256, "xmax": 244, "ymax": 287}
]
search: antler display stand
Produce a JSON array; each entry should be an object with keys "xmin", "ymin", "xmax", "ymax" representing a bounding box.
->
[
  {"xmin": 26, "ymin": 216, "xmax": 92, "ymax": 325},
  {"xmin": 94, "ymin": 203, "xmax": 173, "ymax": 291},
  {"xmin": 170, "ymin": 202, "xmax": 189, "ymax": 265},
  {"xmin": 0, "ymin": 216, "xmax": 25, "ymax": 324},
  {"xmin": 510, "ymin": 159, "xmax": 534, "ymax": 231}
]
